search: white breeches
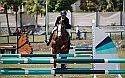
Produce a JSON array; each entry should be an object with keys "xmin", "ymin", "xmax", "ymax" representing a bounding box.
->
[
  {"xmin": 52, "ymin": 26, "xmax": 57, "ymax": 33},
  {"xmin": 66, "ymin": 29, "xmax": 71, "ymax": 37}
]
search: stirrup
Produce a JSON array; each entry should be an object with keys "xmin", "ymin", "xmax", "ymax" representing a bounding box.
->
[
  {"xmin": 44, "ymin": 40, "xmax": 50, "ymax": 46},
  {"xmin": 44, "ymin": 40, "xmax": 48, "ymax": 43}
]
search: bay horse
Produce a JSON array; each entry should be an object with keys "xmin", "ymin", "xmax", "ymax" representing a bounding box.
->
[{"xmin": 50, "ymin": 19, "xmax": 70, "ymax": 70}]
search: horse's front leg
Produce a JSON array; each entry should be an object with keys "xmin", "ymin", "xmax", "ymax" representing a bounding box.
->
[
  {"xmin": 52, "ymin": 48, "xmax": 57, "ymax": 68},
  {"xmin": 53, "ymin": 56, "xmax": 57, "ymax": 77},
  {"xmin": 61, "ymin": 41, "xmax": 70, "ymax": 51},
  {"xmin": 54, "ymin": 56, "xmax": 57, "ymax": 69},
  {"xmin": 51, "ymin": 47, "xmax": 57, "ymax": 77},
  {"xmin": 61, "ymin": 57, "xmax": 67, "ymax": 68}
]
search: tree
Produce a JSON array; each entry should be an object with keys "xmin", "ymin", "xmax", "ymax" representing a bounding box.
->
[
  {"xmin": 80, "ymin": 0, "xmax": 123, "ymax": 12},
  {"xmin": 48, "ymin": 0, "xmax": 77, "ymax": 12},
  {"xmin": 25, "ymin": 0, "xmax": 45, "ymax": 30},
  {"xmin": 110, "ymin": 0, "xmax": 122, "ymax": 11},
  {"xmin": 0, "ymin": 0, "xmax": 12, "ymax": 35},
  {"xmin": 11, "ymin": 0, "xmax": 22, "ymax": 28},
  {"xmin": 0, "ymin": 0, "xmax": 23, "ymax": 35}
]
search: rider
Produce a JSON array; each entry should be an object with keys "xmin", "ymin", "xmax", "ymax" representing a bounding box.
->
[{"xmin": 45, "ymin": 10, "xmax": 71, "ymax": 47}]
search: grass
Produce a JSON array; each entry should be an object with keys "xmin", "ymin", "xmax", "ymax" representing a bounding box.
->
[
  {"xmin": 0, "ymin": 32, "xmax": 124, "ymax": 44},
  {"xmin": 0, "ymin": 35, "xmax": 46, "ymax": 44}
]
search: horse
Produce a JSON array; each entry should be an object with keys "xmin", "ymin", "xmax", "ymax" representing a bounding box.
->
[{"xmin": 50, "ymin": 19, "xmax": 70, "ymax": 72}]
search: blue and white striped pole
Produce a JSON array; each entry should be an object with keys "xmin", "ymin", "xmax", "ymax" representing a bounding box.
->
[
  {"xmin": 0, "ymin": 54, "xmax": 92, "ymax": 58},
  {"xmin": 1, "ymin": 68, "xmax": 125, "ymax": 75},
  {"xmin": 1, "ymin": 58, "xmax": 125, "ymax": 64}
]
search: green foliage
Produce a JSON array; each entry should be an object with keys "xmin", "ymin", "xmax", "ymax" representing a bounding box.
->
[
  {"xmin": 25, "ymin": 0, "xmax": 45, "ymax": 15},
  {"xmin": 0, "ymin": 0, "xmax": 22, "ymax": 35},
  {"xmin": 48, "ymin": 0, "xmax": 77, "ymax": 12},
  {"xmin": 0, "ymin": 0, "xmax": 22, "ymax": 11},
  {"xmin": 80, "ymin": 0, "xmax": 123, "ymax": 12},
  {"xmin": 24, "ymin": 0, "xmax": 46, "ymax": 29}
]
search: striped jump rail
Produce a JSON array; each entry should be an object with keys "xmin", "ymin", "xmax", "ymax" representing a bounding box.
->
[
  {"xmin": 0, "ymin": 54, "xmax": 92, "ymax": 58},
  {"xmin": 71, "ymin": 46, "xmax": 92, "ymax": 51},
  {"xmin": 70, "ymin": 46, "xmax": 93, "ymax": 54},
  {"xmin": 1, "ymin": 68, "xmax": 125, "ymax": 75},
  {"xmin": 75, "ymin": 48, "xmax": 92, "ymax": 51},
  {"xmin": 1, "ymin": 58, "xmax": 125, "ymax": 64},
  {"xmin": 74, "ymin": 52, "xmax": 92, "ymax": 54},
  {"xmin": 70, "ymin": 46, "xmax": 92, "ymax": 50}
]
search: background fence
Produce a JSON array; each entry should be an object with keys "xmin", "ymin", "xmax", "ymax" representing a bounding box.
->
[
  {"xmin": 0, "ymin": 12, "xmax": 125, "ymax": 29},
  {"xmin": 0, "ymin": 12, "xmax": 125, "ymax": 44},
  {"xmin": 0, "ymin": 12, "xmax": 125, "ymax": 27},
  {"xmin": 0, "ymin": 26, "xmax": 125, "ymax": 44}
]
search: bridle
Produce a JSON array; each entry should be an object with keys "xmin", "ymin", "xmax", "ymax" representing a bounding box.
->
[{"xmin": 57, "ymin": 19, "xmax": 65, "ymax": 37}]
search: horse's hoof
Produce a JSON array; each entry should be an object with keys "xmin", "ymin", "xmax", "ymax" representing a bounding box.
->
[
  {"xmin": 61, "ymin": 64, "xmax": 67, "ymax": 68},
  {"xmin": 64, "ymin": 64, "xmax": 67, "ymax": 68},
  {"xmin": 60, "ymin": 74, "xmax": 63, "ymax": 78},
  {"xmin": 52, "ymin": 74, "xmax": 56, "ymax": 78}
]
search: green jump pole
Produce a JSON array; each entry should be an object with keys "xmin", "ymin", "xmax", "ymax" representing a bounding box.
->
[
  {"xmin": 1, "ymin": 68, "xmax": 125, "ymax": 75},
  {"xmin": 1, "ymin": 58, "xmax": 125, "ymax": 64},
  {"xmin": 0, "ymin": 54, "xmax": 92, "ymax": 58}
]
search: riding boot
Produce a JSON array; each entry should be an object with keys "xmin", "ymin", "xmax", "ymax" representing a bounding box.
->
[
  {"xmin": 45, "ymin": 33, "xmax": 53, "ymax": 46},
  {"xmin": 68, "ymin": 35, "xmax": 71, "ymax": 50}
]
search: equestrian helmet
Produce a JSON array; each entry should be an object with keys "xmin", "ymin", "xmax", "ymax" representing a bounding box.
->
[{"xmin": 60, "ymin": 10, "xmax": 67, "ymax": 16}]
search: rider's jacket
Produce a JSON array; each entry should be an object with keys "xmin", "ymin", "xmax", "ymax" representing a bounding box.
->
[{"xmin": 55, "ymin": 16, "xmax": 71, "ymax": 29}]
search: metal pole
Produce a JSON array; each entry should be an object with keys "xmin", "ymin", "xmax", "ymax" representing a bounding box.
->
[
  {"xmin": 0, "ymin": 22, "xmax": 1, "ymax": 35},
  {"xmin": 18, "ymin": 0, "xmax": 23, "ymax": 53},
  {"xmin": 16, "ymin": 9, "xmax": 18, "ymax": 54},
  {"xmin": 123, "ymin": 0, "xmax": 125, "ymax": 27},
  {"xmin": 96, "ymin": 12, "xmax": 99, "ymax": 27},
  {"xmin": 123, "ymin": 0, "xmax": 125, "ymax": 12},
  {"xmin": 20, "ymin": 0, "xmax": 23, "ymax": 28},
  {"xmin": 45, "ymin": 0, "xmax": 49, "ymax": 40}
]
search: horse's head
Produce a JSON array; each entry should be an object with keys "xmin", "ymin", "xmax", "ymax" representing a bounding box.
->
[{"xmin": 57, "ymin": 19, "xmax": 66, "ymax": 37}]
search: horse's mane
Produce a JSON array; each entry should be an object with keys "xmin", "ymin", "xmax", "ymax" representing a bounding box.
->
[{"xmin": 18, "ymin": 32, "xmax": 33, "ymax": 54}]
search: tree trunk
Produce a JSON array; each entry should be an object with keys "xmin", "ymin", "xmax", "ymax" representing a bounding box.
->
[
  {"xmin": 15, "ymin": 11, "xmax": 18, "ymax": 28},
  {"xmin": 80, "ymin": 0, "xmax": 87, "ymax": 10},
  {"xmin": 5, "ymin": 5, "xmax": 11, "ymax": 35},
  {"xmin": 20, "ymin": 1, "xmax": 23, "ymax": 32},
  {"xmin": 35, "ymin": 14, "xmax": 38, "ymax": 32}
]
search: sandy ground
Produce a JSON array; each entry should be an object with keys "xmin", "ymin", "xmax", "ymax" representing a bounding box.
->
[{"xmin": 31, "ymin": 40, "xmax": 92, "ymax": 53}]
